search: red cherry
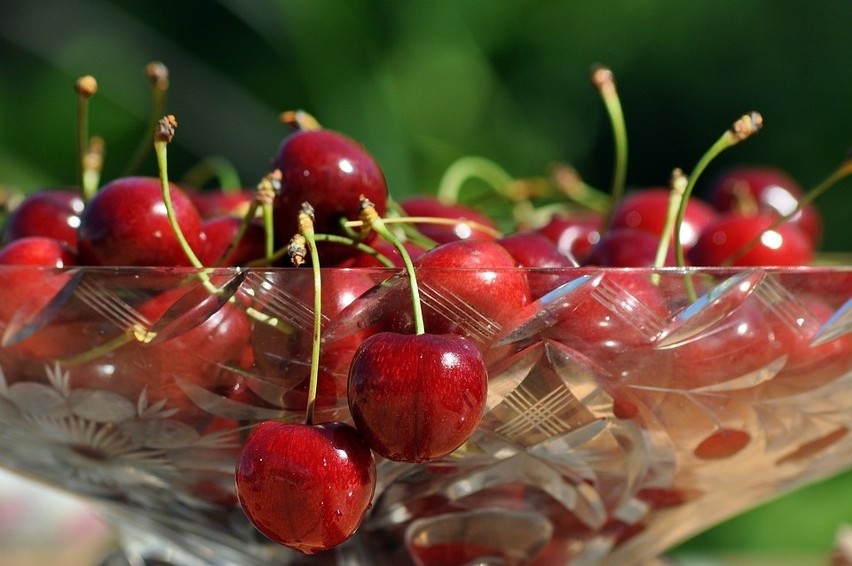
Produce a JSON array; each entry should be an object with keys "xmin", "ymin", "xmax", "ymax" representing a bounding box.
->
[
  {"xmin": 2, "ymin": 188, "xmax": 84, "ymax": 249},
  {"xmin": 398, "ymin": 196, "xmax": 499, "ymax": 244},
  {"xmin": 272, "ymin": 128, "xmax": 388, "ymax": 265},
  {"xmin": 536, "ymin": 212, "xmax": 603, "ymax": 264},
  {"xmin": 69, "ymin": 288, "xmax": 254, "ymax": 416},
  {"xmin": 497, "ymin": 232, "xmax": 575, "ymax": 269},
  {"xmin": 688, "ymin": 213, "xmax": 813, "ymax": 266},
  {"xmin": 496, "ymin": 231, "xmax": 575, "ymax": 299},
  {"xmin": 235, "ymin": 420, "xmax": 376, "ymax": 554},
  {"xmin": 609, "ymin": 188, "xmax": 717, "ymax": 252},
  {"xmin": 706, "ymin": 166, "xmax": 822, "ymax": 246},
  {"xmin": 0, "ymin": 237, "xmax": 78, "ymax": 359},
  {"xmin": 0, "ymin": 235, "xmax": 77, "ymax": 268},
  {"xmin": 582, "ymin": 228, "xmax": 676, "ymax": 267},
  {"xmin": 348, "ymin": 332, "xmax": 487, "ymax": 462},
  {"xmin": 413, "ymin": 239, "xmax": 532, "ymax": 341},
  {"xmin": 77, "ymin": 176, "xmax": 205, "ymax": 266},
  {"xmin": 249, "ymin": 268, "xmax": 379, "ymax": 407}
]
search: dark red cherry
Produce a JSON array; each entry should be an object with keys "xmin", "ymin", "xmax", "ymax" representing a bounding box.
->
[
  {"xmin": 398, "ymin": 196, "xmax": 499, "ymax": 244},
  {"xmin": 2, "ymin": 188, "xmax": 84, "ymax": 249},
  {"xmin": 706, "ymin": 166, "xmax": 822, "ymax": 246},
  {"xmin": 0, "ymin": 235, "xmax": 77, "ymax": 268},
  {"xmin": 496, "ymin": 231, "xmax": 576, "ymax": 299},
  {"xmin": 348, "ymin": 332, "xmax": 487, "ymax": 462},
  {"xmin": 0, "ymin": 237, "xmax": 78, "ymax": 360},
  {"xmin": 413, "ymin": 239, "xmax": 532, "ymax": 342},
  {"xmin": 610, "ymin": 188, "xmax": 717, "ymax": 252},
  {"xmin": 272, "ymin": 128, "xmax": 388, "ymax": 265},
  {"xmin": 688, "ymin": 213, "xmax": 813, "ymax": 266},
  {"xmin": 536, "ymin": 212, "xmax": 603, "ymax": 264},
  {"xmin": 77, "ymin": 176, "xmax": 205, "ymax": 266},
  {"xmin": 235, "ymin": 420, "xmax": 376, "ymax": 554},
  {"xmin": 497, "ymin": 232, "xmax": 575, "ymax": 269},
  {"xmin": 583, "ymin": 228, "xmax": 676, "ymax": 267}
]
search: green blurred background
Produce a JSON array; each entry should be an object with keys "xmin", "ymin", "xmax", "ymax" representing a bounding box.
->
[{"xmin": 0, "ymin": 0, "xmax": 850, "ymax": 561}]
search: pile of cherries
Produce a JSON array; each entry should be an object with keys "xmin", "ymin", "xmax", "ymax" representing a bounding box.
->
[{"xmin": 0, "ymin": 66, "xmax": 843, "ymax": 557}]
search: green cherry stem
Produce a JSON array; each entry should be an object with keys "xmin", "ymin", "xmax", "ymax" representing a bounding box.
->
[
  {"xmin": 344, "ymin": 215, "xmax": 503, "ymax": 240},
  {"xmin": 592, "ymin": 65, "xmax": 628, "ymax": 230},
  {"xmin": 436, "ymin": 156, "xmax": 515, "ymax": 205},
  {"xmin": 75, "ymin": 75, "xmax": 98, "ymax": 201},
  {"xmin": 653, "ymin": 168, "xmax": 688, "ymax": 274},
  {"xmin": 82, "ymin": 135, "xmax": 104, "ymax": 199},
  {"xmin": 154, "ymin": 115, "xmax": 203, "ymax": 269},
  {"xmin": 180, "ymin": 156, "xmax": 242, "ymax": 191},
  {"xmin": 361, "ymin": 196, "xmax": 425, "ymax": 335},
  {"xmin": 673, "ymin": 112, "xmax": 764, "ymax": 268},
  {"xmin": 150, "ymin": 116, "xmax": 289, "ymax": 335},
  {"xmin": 549, "ymin": 163, "xmax": 612, "ymax": 213},
  {"xmin": 290, "ymin": 203, "xmax": 323, "ymax": 425},
  {"xmin": 124, "ymin": 61, "xmax": 170, "ymax": 176}
]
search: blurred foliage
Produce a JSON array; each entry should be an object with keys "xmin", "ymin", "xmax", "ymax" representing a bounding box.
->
[{"xmin": 0, "ymin": 0, "xmax": 850, "ymax": 557}]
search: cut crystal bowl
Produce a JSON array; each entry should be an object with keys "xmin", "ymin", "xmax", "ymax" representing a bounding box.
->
[{"xmin": 0, "ymin": 265, "xmax": 849, "ymax": 565}]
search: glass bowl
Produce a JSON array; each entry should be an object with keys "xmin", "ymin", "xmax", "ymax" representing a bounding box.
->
[{"xmin": 0, "ymin": 265, "xmax": 849, "ymax": 565}]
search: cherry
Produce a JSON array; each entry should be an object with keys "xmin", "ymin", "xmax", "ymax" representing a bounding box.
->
[
  {"xmin": 272, "ymin": 124, "xmax": 388, "ymax": 265},
  {"xmin": 413, "ymin": 239, "xmax": 532, "ymax": 341},
  {"xmin": 346, "ymin": 204, "xmax": 489, "ymax": 463},
  {"xmin": 398, "ymin": 195, "xmax": 499, "ymax": 244},
  {"xmin": 66, "ymin": 286, "xmax": 254, "ymax": 417},
  {"xmin": 609, "ymin": 188, "xmax": 717, "ymax": 253},
  {"xmin": 706, "ymin": 166, "xmax": 822, "ymax": 246},
  {"xmin": 0, "ymin": 237, "xmax": 78, "ymax": 359},
  {"xmin": 688, "ymin": 213, "xmax": 813, "ymax": 266},
  {"xmin": 536, "ymin": 212, "xmax": 603, "ymax": 264},
  {"xmin": 582, "ymin": 228, "xmax": 677, "ymax": 267},
  {"xmin": 348, "ymin": 331, "xmax": 487, "ymax": 462},
  {"xmin": 497, "ymin": 232, "xmax": 575, "ymax": 269},
  {"xmin": 234, "ymin": 420, "xmax": 376, "ymax": 553},
  {"xmin": 2, "ymin": 188, "xmax": 84, "ymax": 249},
  {"xmin": 496, "ymin": 231, "xmax": 575, "ymax": 299},
  {"xmin": 0, "ymin": 235, "xmax": 77, "ymax": 268},
  {"xmin": 77, "ymin": 176, "xmax": 205, "ymax": 266}
]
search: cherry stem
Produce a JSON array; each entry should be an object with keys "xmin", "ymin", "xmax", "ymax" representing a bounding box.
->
[
  {"xmin": 180, "ymin": 156, "xmax": 242, "ymax": 191},
  {"xmin": 361, "ymin": 196, "xmax": 425, "ymax": 335},
  {"xmin": 652, "ymin": 168, "xmax": 688, "ymax": 277},
  {"xmin": 592, "ymin": 65, "xmax": 628, "ymax": 231},
  {"xmin": 280, "ymin": 109, "xmax": 322, "ymax": 131},
  {"xmin": 75, "ymin": 75, "xmax": 98, "ymax": 201},
  {"xmin": 383, "ymin": 200, "xmax": 440, "ymax": 250},
  {"xmin": 291, "ymin": 204, "xmax": 323, "ymax": 425},
  {"xmin": 436, "ymin": 156, "xmax": 515, "ymax": 205},
  {"xmin": 673, "ymin": 112, "xmax": 764, "ymax": 268},
  {"xmin": 254, "ymin": 169, "xmax": 280, "ymax": 262},
  {"xmin": 344, "ymin": 215, "xmax": 503, "ymax": 239},
  {"xmin": 549, "ymin": 163, "xmax": 611, "ymax": 213},
  {"xmin": 248, "ymin": 233, "xmax": 396, "ymax": 268},
  {"xmin": 124, "ymin": 62, "xmax": 170, "ymax": 176},
  {"xmin": 82, "ymin": 136, "xmax": 104, "ymax": 199},
  {"xmin": 154, "ymin": 116, "xmax": 204, "ymax": 268},
  {"xmin": 722, "ymin": 154, "xmax": 852, "ymax": 266}
]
